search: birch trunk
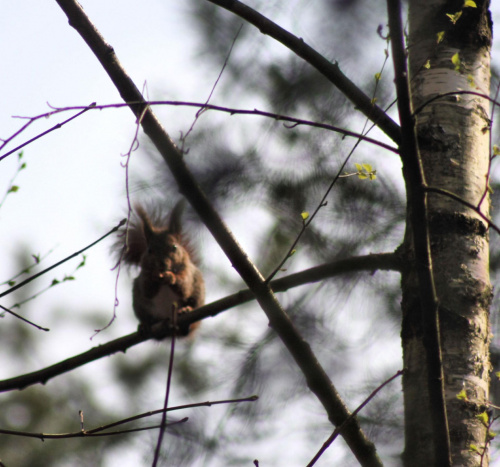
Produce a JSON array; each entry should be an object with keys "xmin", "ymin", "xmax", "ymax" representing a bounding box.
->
[{"xmin": 402, "ymin": 0, "xmax": 493, "ymax": 465}]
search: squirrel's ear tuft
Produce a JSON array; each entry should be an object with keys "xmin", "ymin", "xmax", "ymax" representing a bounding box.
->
[
  {"xmin": 134, "ymin": 204, "xmax": 148, "ymax": 223},
  {"xmin": 135, "ymin": 204, "xmax": 154, "ymax": 237},
  {"xmin": 168, "ymin": 199, "xmax": 186, "ymax": 235}
]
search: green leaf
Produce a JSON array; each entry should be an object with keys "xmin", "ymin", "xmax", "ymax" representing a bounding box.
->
[
  {"xmin": 488, "ymin": 430, "xmax": 496, "ymax": 440},
  {"xmin": 51, "ymin": 279, "xmax": 60, "ymax": 286},
  {"xmin": 289, "ymin": 249, "xmax": 296, "ymax": 257},
  {"xmin": 8, "ymin": 185, "xmax": 19, "ymax": 193},
  {"xmin": 464, "ymin": 0, "xmax": 477, "ymax": 7},
  {"xmin": 8, "ymin": 280, "xmax": 16, "ymax": 286},
  {"xmin": 423, "ymin": 60, "xmax": 431, "ymax": 69},
  {"xmin": 355, "ymin": 163, "xmax": 377, "ymax": 181},
  {"xmin": 374, "ymin": 72, "xmax": 381, "ymax": 82},
  {"xmin": 469, "ymin": 444, "xmax": 480, "ymax": 454},
  {"xmin": 493, "ymin": 145, "xmax": 500, "ymax": 156},
  {"xmin": 456, "ymin": 388, "xmax": 468, "ymax": 400},
  {"xmin": 451, "ymin": 52, "xmax": 461, "ymax": 71},
  {"xmin": 76, "ymin": 255, "xmax": 87, "ymax": 269},
  {"xmin": 436, "ymin": 31, "xmax": 445, "ymax": 43},
  {"xmin": 476, "ymin": 412, "xmax": 489, "ymax": 426},
  {"xmin": 301, "ymin": 211, "xmax": 309, "ymax": 221},
  {"xmin": 447, "ymin": 11, "xmax": 463, "ymax": 24}
]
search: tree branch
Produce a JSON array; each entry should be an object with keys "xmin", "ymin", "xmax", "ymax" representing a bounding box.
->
[
  {"xmin": 425, "ymin": 186, "xmax": 500, "ymax": 235},
  {"xmin": 308, "ymin": 370, "xmax": 404, "ymax": 467},
  {"xmin": 0, "ymin": 219, "xmax": 125, "ymax": 299},
  {"xmin": 0, "ymin": 396, "xmax": 257, "ymax": 440},
  {"xmin": 387, "ymin": 1, "xmax": 451, "ymax": 465},
  {"xmin": 0, "ymin": 419, "xmax": 189, "ymax": 440},
  {"xmin": 52, "ymin": 2, "xmax": 394, "ymax": 463},
  {"xmin": 0, "ymin": 101, "xmax": 399, "ymax": 160},
  {"xmin": 84, "ymin": 396, "xmax": 258, "ymax": 435},
  {"xmin": 0, "ymin": 103, "xmax": 96, "ymax": 162},
  {"xmin": 204, "ymin": 0, "xmax": 401, "ymax": 145},
  {"xmin": 0, "ymin": 331, "xmax": 147, "ymax": 393},
  {"xmin": 0, "ymin": 252, "xmax": 400, "ymax": 394}
]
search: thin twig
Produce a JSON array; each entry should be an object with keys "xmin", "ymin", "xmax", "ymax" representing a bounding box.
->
[
  {"xmin": 0, "ymin": 396, "xmax": 258, "ymax": 440},
  {"xmin": 204, "ymin": 0, "xmax": 401, "ymax": 144},
  {"xmin": 0, "ymin": 219, "xmax": 126, "ymax": 299},
  {"xmin": 85, "ymin": 395, "xmax": 258, "ymax": 434},
  {"xmin": 92, "ymin": 106, "xmax": 150, "ymax": 338},
  {"xmin": 413, "ymin": 90, "xmax": 500, "ymax": 116},
  {"xmin": 0, "ymin": 419, "xmax": 189, "ymax": 440},
  {"xmin": 180, "ymin": 25, "xmax": 243, "ymax": 153},
  {"xmin": 1, "ymin": 101, "xmax": 399, "ymax": 155},
  {"xmin": 0, "ymin": 304, "xmax": 49, "ymax": 331},
  {"xmin": 308, "ymin": 370, "xmax": 404, "ymax": 466},
  {"xmin": 10, "ymin": 255, "xmax": 86, "ymax": 309},
  {"xmin": 425, "ymin": 186, "xmax": 500, "ymax": 235},
  {"xmin": 152, "ymin": 308, "xmax": 177, "ymax": 467},
  {"xmin": 0, "ymin": 247, "xmax": 56, "ymax": 287},
  {"xmin": 478, "ymin": 80, "xmax": 500, "ymax": 209},
  {"xmin": 0, "ymin": 103, "xmax": 96, "ymax": 162},
  {"xmin": 266, "ymin": 49, "xmax": 395, "ymax": 282}
]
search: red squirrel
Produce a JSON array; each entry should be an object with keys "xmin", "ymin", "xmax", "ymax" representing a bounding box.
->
[{"xmin": 119, "ymin": 201, "xmax": 205, "ymax": 337}]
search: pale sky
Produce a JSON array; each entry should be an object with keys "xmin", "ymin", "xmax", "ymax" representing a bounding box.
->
[{"xmin": 2, "ymin": 2, "xmax": 500, "ymax": 466}]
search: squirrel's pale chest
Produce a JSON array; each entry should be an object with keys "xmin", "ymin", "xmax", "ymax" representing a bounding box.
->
[
  {"xmin": 148, "ymin": 284, "xmax": 182, "ymax": 320},
  {"xmin": 132, "ymin": 277, "xmax": 184, "ymax": 324}
]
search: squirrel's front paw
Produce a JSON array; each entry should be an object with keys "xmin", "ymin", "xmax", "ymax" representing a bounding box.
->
[
  {"xmin": 177, "ymin": 308, "xmax": 196, "ymax": 336},
  {"xmin": 159, "ymin": 271, "xmax": 176, "ymax": 284},
  {"xmin": 177, "ymin": 306, "xmax": 194, "ymax": 315}
]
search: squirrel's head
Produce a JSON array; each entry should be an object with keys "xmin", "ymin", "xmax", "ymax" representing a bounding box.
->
[
  {"xmin": 115, "ymin": 200, "xmax": 197, "ymax": 273},
  {"xmin": 136, "ymin": 202, "xmax": 190, "ymax": 276}
]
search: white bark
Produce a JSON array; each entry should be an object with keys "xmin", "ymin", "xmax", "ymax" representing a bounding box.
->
[{"xmin": 403, "ymin": 1, "xmax": 493, "ymax": 465}]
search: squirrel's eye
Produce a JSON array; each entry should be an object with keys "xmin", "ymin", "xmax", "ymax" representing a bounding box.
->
[{"xmin": 172, "ymin": 244, "xmax": 178, "ymax": 251}]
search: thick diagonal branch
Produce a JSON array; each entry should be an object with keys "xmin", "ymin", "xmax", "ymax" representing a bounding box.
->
[{"xmin": 54, "ymin": 1, "xmax": 384, "ymax": 464}]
